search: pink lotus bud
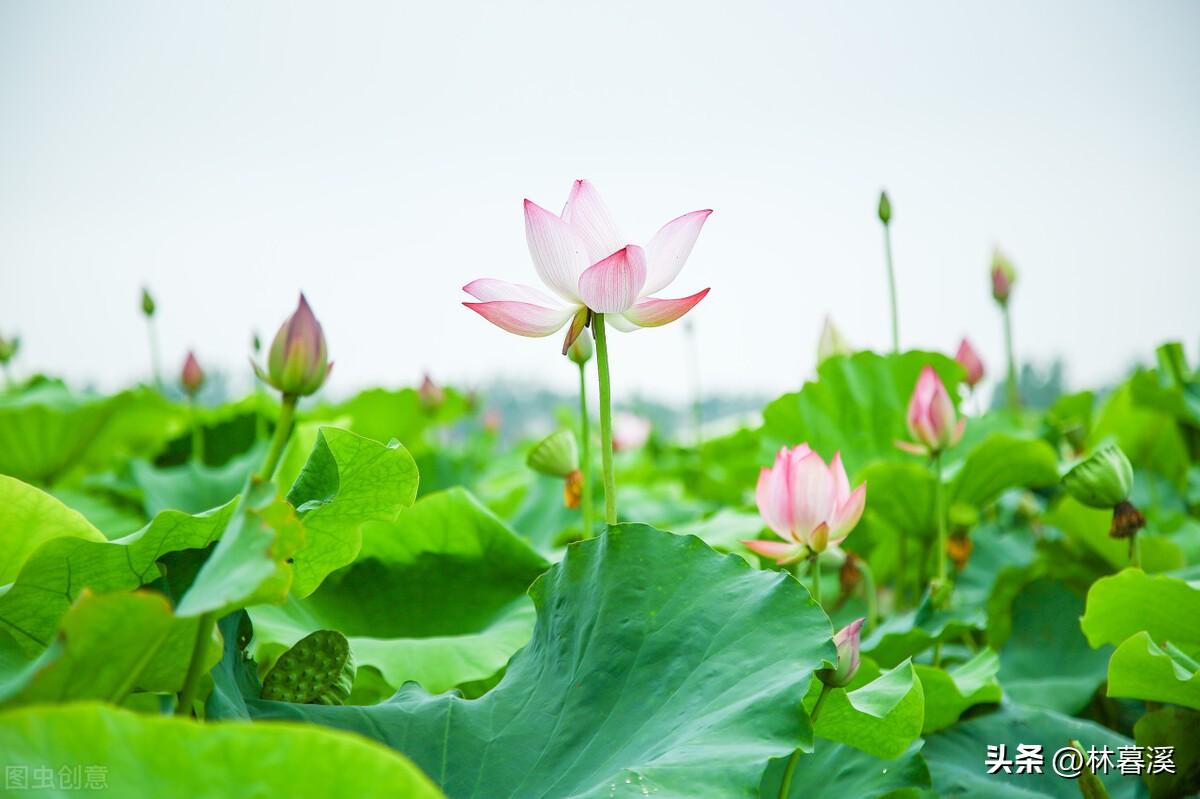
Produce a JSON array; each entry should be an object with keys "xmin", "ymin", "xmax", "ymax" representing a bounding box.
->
[
  {"xmin": 743, "ymin": 445, "xmax": 867, "ymax": 563},
  {"xmin": 899, "ymin": 366, "xmax": 965, "ymax": 456},
  {"xmin": 180, "ymin": 351, "xmax": 204, "ymax": 396},
  {"xmin": 990, "ymin": 248, "xmax": 1016, "ymax": 305},
  {"xmin": 612, "ymin": 412, "xmax": 651, "ymax": 452},
  {"xmin": 261, "ymin": 294, "xmax": 331, "ymax": 397},
  {"xmin": 817, "ymin": 618, "xmax": 864, "ymax": 688},
  {"xmin": 419, "ymin": 373, "xmax": 444, "ymax": 409},
  {"xmin": 954, "ymin": 338, "xmax": 985, "ymax": 388}
]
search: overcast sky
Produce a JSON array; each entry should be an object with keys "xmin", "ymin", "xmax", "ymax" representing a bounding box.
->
[{"xmin": 2, "ymin": 1, "xmax": 1198, "ymax": 403}]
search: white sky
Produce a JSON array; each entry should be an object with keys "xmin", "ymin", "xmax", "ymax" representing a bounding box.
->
[{"xmin": 3, "ymin": 1, "xmax": 1199, "ymax": 402}]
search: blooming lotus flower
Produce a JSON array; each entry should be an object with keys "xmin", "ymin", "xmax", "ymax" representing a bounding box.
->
[
  {"xmin": 743, "ymin": 445, "xmax": 867, "ymax": 563},
  {"xmin": 256, "ymin": 294, "xmax": 332, "ymax": 397},
  {"xmin": 612, "ymin": 412, "xmax": 651, "ymax": 452},
  {"xmin": 180, "ymin": 351, "xmax": 204, "ymax": 396},
  {"xmin": 897, "ymin": 366, "xmax": 965, "ymax": 456},
  {"xmin": 463, "ymin": 180, "xmax": 711, "ymax": 352},
  {"xmin": 954, "ymin": 337, "xmax": 985, "ymax": 388},
  {"xmin": 817, "ymin": 316, "xmax": 852, "ymax": 364},
  {"xmin": 817, "ymin": 618, "xmax": 864, "ymax": 688}
]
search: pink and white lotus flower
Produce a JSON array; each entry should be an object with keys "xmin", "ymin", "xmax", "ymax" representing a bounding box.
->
[
  {"xmin": 743, "ymin": 444, "xmax": 867, "ymax": 563},
  {"xmin": 463, "ymin": 180, "xmax": 711, "ymax": 352}
]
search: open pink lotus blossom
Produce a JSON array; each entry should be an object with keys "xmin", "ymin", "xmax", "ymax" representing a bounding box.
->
[
  {"xmin": 897, "ymin": 366, "xmax": 965, "ymax": 456},
  {"xmin": 463, "ymin": 180, "xmax": 711, "ymax": 352},
  {"xmin": 955, "ymin": 338, "xmax": 984, "ymax": 388},
  {"xmin": 743, "ymin": 444, "xmax": 867, "ymax": 563},
  {"xmin": 612, "ymin": 412, "xmax": 652, "ymax": 452}
]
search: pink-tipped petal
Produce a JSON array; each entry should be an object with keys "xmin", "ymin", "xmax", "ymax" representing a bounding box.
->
[
  {"xmin": 560, "ymin": 179, "xmax": 625, "ymax": 265},
  {"xmin": 464, "ymin": 278, "xmax": 560, "ymax": 305},
  {"xmin": 742, "ymin": 539, "xmax": 805, "ymax": 564},
  {"xmin": 644, "ymin": 209, "xmax": 712, "ymax": 295},
  {"xmin": 829, "ymin": 483, "xmax": 867, "ymax": 543},
  {"xmin": 755, "ymin": 464, "xmax": 793, "ymax": 538},
  {"xmin": 789, "ymin": 448, "xmax": 835, "ymax": 543},
  {"xmin": 525, "ymin": 199, "xmax": 590, "ymax": 303},
  {"xmin": 463, "ymin": 300, "xmax": 575, "ymax": 337},
  {"xmin": 828, "ymin": 451, "xmax": 851, "ymax": 508},
  {"xmin": 621, "ymin": 288, "xmax": 710, "ymax": 328},
  {"xmin": 950, "ymin": 417, "xmax": 967, "ymax": 448},
  {"xmin": 895, "ymin": 439, "xmax": 928, "ymax": 456},
  {"xmin": 577, "ymin": 245, "xmax": 647, "ymax": 313}
]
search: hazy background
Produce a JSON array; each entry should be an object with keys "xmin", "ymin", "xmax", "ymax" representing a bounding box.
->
[{"xmin": 3, "ymin": 0, "xmax": 1198, "ymax": 404}]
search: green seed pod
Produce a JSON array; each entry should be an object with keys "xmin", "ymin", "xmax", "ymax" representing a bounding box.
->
[
  {"xmin": 877, "ymin": 191, "xmax": 892, "ymax": 225},
  {"xmin": 141, "ymin": 287, "xmax": 156, "ymax": 318},
  {"xmin": 526, "ymin": 429, "xmax": 579, "ymax": 478},
  {"xmin": 261, "ymin": 630, "xmax": 356, "ymax": 705},
  {"xmin": 1062, "ymin": 444, "xmax": 1134, "ymax": 509}
]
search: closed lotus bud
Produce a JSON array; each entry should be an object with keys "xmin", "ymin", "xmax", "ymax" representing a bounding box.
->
[
  {"xmin": 899, "ymin": 366, "xmax": 965, "ymax": 456},
  {"xmin": 817, "ymin": 316, "xmax": 852, "ymax": 364},
  {"xmin": 251, "ymin": 331, "xmax": 261, "ymax": 354},
  {"xmin": 817, "ymin": 618, "xmax": 864, "ymax": 688},
  {"xmin": 419, "ymin": 373, "xmax": 445, "ymax": 409},
  {"xmin": 526, "ymin": 429, "xmax": 579, "ymax": 478},
  {"xmin": 990, "ymin": 249, "xmax": 1016, "ymax": 305},
  {"xmin": 261, "ymin": 294, "xmax": 332, "ymax": 397},
  {"xmin": 877, "ymin": 191, "xmax": 892, "ymax": 225},
  {"xmin": 1063, "ymin": 444, "xmax": 1134, "ymax": 509},
  {"xmin": 141, "ymin": 287, "xmax": 156, "ymax": 317},
  {"xmin": 567, "ymin": 331, "xmax": 593, "ymax": 365},
  {"xmin": 260, "ymin": 629, "xmax": 356, "ymax": 706},
  {"xmin": 954, "ymin": 338, "xmax": 985, "ymax": 388},
  {"xmin": 180, "ymin": 351, "xmax": 204, "ymax": 396},
  {"xmin": 0, "ymin": 333, "xmax": 18, "ymax": 365}
]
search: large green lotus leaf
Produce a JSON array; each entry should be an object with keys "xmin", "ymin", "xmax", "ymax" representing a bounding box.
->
[
  {"xmin": 916, "ymin": 649, "xmax": 1002, "ymax": 733},
  {"xmin": 674, "ymin": 508, "xmax": 766, "ymax": 560},
  {"xmin": 249, "ymin": 488, "xmax": 548, "ymax": 694},
  {"xmin": 214, "ymin": 525, "xmax": 837, "ymax": 799},
  {"xmin": 1045, "ymin": 497, "xmax": 1183, "ymax": 574},
  {"xmin": 997, "ymin": 579, "xmax": 1110, "ymax": 714},
  {"xmin": 808, "ymin": 658, "xmax": 925, "ymax": 759},
  {"xmin": 0, "ymin": 381, "xmax": 185, "ymax": 484},
  {"xmin": 946, "ymin": 433, "xmax": 1059, "ymax": 508},
  {"xmin": 129, "ymin": 443, "xmax": 264, "ymax": 516},
  {"xmin": 854, "ymin": 460, "xmax": 936, "ymax": 546},
  {"xmin": 0, "ymin": 702, "xmax": 444, "ymax": 798},
  {"xmin": 1106, "ymin": 631, "xmax": 1200, "ymax": 710},
  {"xmin": 954, "ymin": 523, "xmax": 1040, "ymax": 649},
  {"xmin": 0, "ymin": 591, "xmax": 218, "ymax": 708},
  {"xmin": 923, "ymin": 703, "xmax": 1138, "ymax": 798},
  {"xmin": 760, "ymin": 740, "xmax": 932, "ymax": 798},
  {"xmin": 0, "ymin": 476, "xmax": 104, "ymax": 585},
  {"xmin": 1134, "ymin": 707, "xmax": 1200, "ymax": 798},
  {"xmin": 862, "ymin": 592, "xmax": 986, "ymax": 668},
  {"xmin": 284, "ymin": 426, "xmax": 420, "ymax": 596},
  {"xmin": 0, "ymin": 501, "xmax": 236, "ymax": 656},
  {"xmin": 762, "ymin": 351, "xmax": 964, "ymax": 474},
  {"xmin": 1091, "ymin": 380, "xmax": 1190, "ymax": 486},
  {"xmin": 505, "ymin": 472, "xmax": 580, "ymax": 553},
  {"xmin": 49, "ymin": 486, "xmax": 145, "ymax": 539},
  {"xmin": 1080, "ymin": 569, "xmax": 1200, "ymax": 648}
]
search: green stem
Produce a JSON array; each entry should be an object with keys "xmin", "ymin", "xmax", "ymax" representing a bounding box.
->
[
  {"xmin": 883, "ymin": 223, "xmax": 899, "ymax": 354},
  {"xmin": 778, "ymin": 684, "xmax": 833, "ymax": 799},
  {"xmin": 934, "ymin": 452, "xmax": 947, "ymax": 587},
  {"xmin": 175, "ymin": 611, "xmax": 217, "ymax": 716},
  {"xmin": 190, "ymin": 399, "xmax": 204, "ymax": 465},
  {"xmin": 577, "ymin": 361, "xmax": 594, "ymax": 537},
  {"xmin": 859, "ymin": 560, "xmax": 878, "ymax": 632},
  {"xmin": 593, "ymin": 314, "xmax": 617, "ymax": 525},
  {"xmin": 1002, "ymin": 302, "xmax": 1019, "ymax": 411},
  {"xmin": 810, "ymin": 554, "xmax": 822, "ymax": 606},
  {"xmin": 258, "ymin": 394, "xmax": 298, "ymax": 481},
  {"xmin": 1129, "ymin": 533, "xmax": 1141, "ymax": 569},
  {"xmin": 147, "ymin": 319, "xmax": 163, "ymax": 391},
  {"xmin": 685, "ymin": 319, "xmax": 702, "ymax": 447},
  {"xmin": 1, "ymin": 363, "xmax": 12, "ymax": 391},
  {"xmin": 897, "ymin": 530, "xmax": 909, "ymax": 609}
]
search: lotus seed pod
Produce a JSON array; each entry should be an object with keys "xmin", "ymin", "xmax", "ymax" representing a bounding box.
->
[
  {"xmin": 877, "ymin": 191, "xmax": 892, "ymax": 225},
  {"xmin": 141, "ymin": 287, "xmax": 156, "ymax": 317},
  {"xmin": 567, "ymin": 330, "xmax": 593, "ymax": 365},
  {"xmin": 1062, "ymin": 444, "xmax": 1134, "ymax": 509},
  {"xmin": 261, "ymin": 629, "xmax": 356, "ymax": 705},
  {"xmin": 526, "ymin": 429, "xmax": 579, "ymax": 478}
]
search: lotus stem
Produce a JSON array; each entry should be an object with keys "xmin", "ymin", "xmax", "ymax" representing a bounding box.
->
[
  {"xmin": 859, "ymin": 559, "xmax": 878, "ymax": 632},
  {"xmin": 778, "ymin": 683, "xmax": 834, "ymax": 799},
  {"xmin": 882, "ymin": 223, "xmax": 899, "ymax": 354},
  {"xmin": 175, "ymin": 611, "xmax": 217, "ymax": 716},
  {"xmin": 258, "ymin": 394, "xmax": 298, "ymax": 482},
  {"xmin": 190, "ymin": 399, "xmax": 204, "ymax": 465},
  {"xmin": 577, "ymin": 360, "xmax": 594, "ymax": 537},
  {"xmin": 934, "ymin": 452, "xmax": 947, "ymax": 587},
  {"xmin": 146, "ymin": 318, "xmax": 163, "ymax": 391},
  {"xmin": 1002, "ymin": 303, "xmax": 1019, "ymax": 411},
  {"xmin": 810, "ymin": 553, "xmax": 822, "ymax": 606},
  {"xmin": 593, "ymin": 314, "xmax": 617, "ymax": 525},
  {"xmin": 897, "ymin": 529, "xmax": 909, "ymax": 609}
]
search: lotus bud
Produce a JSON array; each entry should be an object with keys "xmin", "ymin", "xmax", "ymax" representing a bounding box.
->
[
  {"xmin": 180, "ymin": 351, "xmax": 204, "ymax": 396},
  {"xmin": 877, "ymin": 191, "xmax": 892, "ymax": 225},
  {"xmin": 567, "ymin": 331, "xmax": 593, "ymax": 365},
  {"xmin": 0, "ymin": 333, "xmax": 18, "ymax": 365},
  {"xmin": 260, "ymin": 629, "xmax": 356, "ymax": 705},
  {"xmin": 954, "ymin": 338, "xmax": 985, "ymax": 388},
  {"xmin": 990, "ymin": 248, "xmax": 1016, "ymax": 305},
  {"xmin": 419, "ymin": 373, "xmax": 445, "ymax": 409},
  {"xmin": 1062, "ymin": 444, "xmax": 1145, "ymax": 540},
  {"xmin": 251, "ymin": 331, "xmax": 261, "ymax": 354},
  {"xmin": 260, "ymin": 294, "xmax": 331, "ymax": 397},
  {"xmin": 817, "ymin": 316, "xmax": 852, "ymax": 364},
  {"xmin": 817, "ymin": 618, "xmax": 864, "ymax": 688},
  {"xmin": 526, "ymin": 430, "xmax": 579, "ymax": 478},
  {"xmin": 898, "ymin": 366, "xmax": 965, "ymax": 456},
  {"xmin": 140, "ymin": 287, "xmax": 156, "ymax": 318}
]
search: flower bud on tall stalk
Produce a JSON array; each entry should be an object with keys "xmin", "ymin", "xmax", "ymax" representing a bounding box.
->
[
  {"xmin": 567, "ymin": 333, "xmax": 595, "ymax": 536},
  {"xmin": 141, "ymin": 286, "xmax": 163, "ymax": 390},
  {"xmin": 878, "ymin": 191, "xmax": 899, "ymax": 353},
  {"xmin": 954, "ymin": 337, "xmax": 985, "ymax": 390},
  {"xmin": 0, "ymin": 332, "xmax": 19, "ymax": 389},
  {"xmin": 990, "ymin": 248, "xmax": 1020, "ymax": 411},
  {"xmin": 1063, "ymin": 444, "xmax": 1145, "ymax": 565},
  {"xmin": 180, "ymin": 351, "xmax": 205, "ymax": 463}
]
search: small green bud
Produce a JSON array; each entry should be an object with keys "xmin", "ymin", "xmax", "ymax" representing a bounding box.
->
[
  {"xmin": 251, "ymin": 332, "xmax": 261, "ymax": 354},
  {"xmin": 0, "ymin": 334, "xmax": 18, "ymax": 365},
  {"xmin": 567, "ymin": 331, "xmax": 593, "ymax": 365},
  {"xmin": 1062, "ymin": 444, "xmax": 1134, "ymax": 509},
  {"xmin": 526, "ymin": 429, "xmax": 579, "ymax": 478},
  {"xmin": 261, "ymin": 629, "xmax": 356, "ymax": 705},
  {"xmin": 141, "ymin": 287, "xmax": 156, "ymax": 317},
  {"xmin": 877, "ymin": 191, "xmax": 892, "ymax": 225}
]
